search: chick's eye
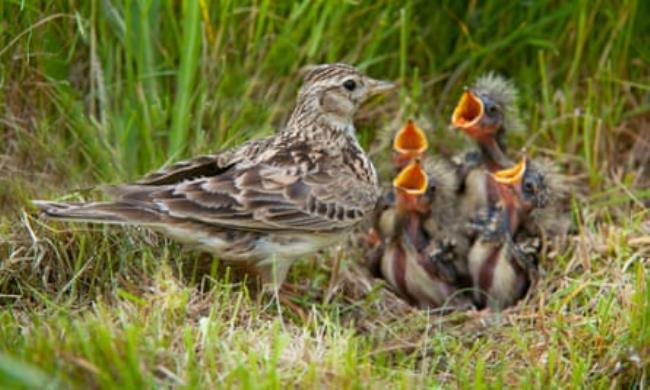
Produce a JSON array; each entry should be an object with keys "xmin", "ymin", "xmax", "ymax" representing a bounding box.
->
[
  {"xmin": 486, "ymin": 104, "xmax": 498, "ymax": 116},
  {"xmin": 426, "ymin": 182, "xmax": 436, "ymax": 197},
  {"xmin": 523, "ymin": 180, "xmax": 535, "ymax": 193},
  {"xmin": 343, "ymin": 79, "xmax": 357, "ymax": 91}
]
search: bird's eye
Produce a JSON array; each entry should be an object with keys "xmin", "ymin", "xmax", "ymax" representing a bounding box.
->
[
  {"xmin": 486, "ymin": 103, "xmax": 498, "ymax": 116},
  {"xmin": 523, "ymin": 180, "xmax": 535, "ymax": 194},
  {"xmin": 343, "ymin": 79, "xmax": 357, "ymax": 91},
  {"xmin": 426, "ymin": 181, "xmax": 436, "ymax": 197}
]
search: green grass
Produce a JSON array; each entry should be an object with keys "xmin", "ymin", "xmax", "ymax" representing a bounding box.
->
[{"xmin": 1, "ymin": 0, "xmax": 649, "ymax": 388}]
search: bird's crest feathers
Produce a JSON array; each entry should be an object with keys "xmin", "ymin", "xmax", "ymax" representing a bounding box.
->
[{"xmin": 472, "ymin": 73, "xmax": 524, "ymax": 134}]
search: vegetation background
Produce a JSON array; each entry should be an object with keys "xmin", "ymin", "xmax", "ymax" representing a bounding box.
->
[{"xmin": 0, "ymin": 0, "xmax": 648, "ymax": 388}]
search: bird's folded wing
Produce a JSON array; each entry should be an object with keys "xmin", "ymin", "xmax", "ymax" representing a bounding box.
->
[
  {"xmin": 115, "ymin": 162, "xmax": 372, "ymax": 233},
  {"xmin": 136, "ymin": 154, "xmax": 236, "ymax": 186},
  {"xmin": 135, "ymin": 137, "xmax": 271, "ymax": 186}
]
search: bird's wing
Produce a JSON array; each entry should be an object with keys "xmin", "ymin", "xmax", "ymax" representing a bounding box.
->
[
  {"xmin": 144, "ymin": 165, "xmax": 372, "ymax": 233},
  {"xmin": 135, "ymin": 137, "xmax": 272, "ymax": 186},
  {"xmin": 112, "ymin": 147, "xmax": 377, "ymax": 233}
]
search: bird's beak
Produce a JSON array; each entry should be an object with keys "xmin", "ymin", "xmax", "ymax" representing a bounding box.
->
[
  {"xmin": 492, "ymin": 157, "xmax": 526, "ymax": 185},
  {"xmin": 451, "ymin": 89, "xmax": 484, "ymax": 131},
  {"xmin": 393, "ymin": 159, "xmax": 428, "ymax": 210},
  {"xmin": 365, "ymin": 78, "xmax": 398, "ymax": 96},
  {"xmin": 491, "ymin": 157, "xmax": 528, "ymax": 230},
  {"xmin": 393, "ymin": 120, "xmax": 429, "ymax": 160}
]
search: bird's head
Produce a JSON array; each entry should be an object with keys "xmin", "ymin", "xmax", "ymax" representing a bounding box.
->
[
  {"xmin": 491, "ymin": 157, "xmax": 549, "ymax": 216},
  {"xmin": 293, "ymin": 63, "xmax": 396, "ymax": 132},
  {"xmin": 393, "ymin": 159, "xmax": 429, "ymax": 212},
  {"xmin": 392, "ymin": 120, "xmax": 429, "ymax": 169},
  {"xmin": 451, "ymin": 73, "xmax": 523, "ymax": 167}
]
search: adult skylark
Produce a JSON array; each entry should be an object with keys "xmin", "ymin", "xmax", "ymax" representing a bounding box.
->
[{"xmin": 35, "ymin": 63, "xmax": 395, "ymax": 289}]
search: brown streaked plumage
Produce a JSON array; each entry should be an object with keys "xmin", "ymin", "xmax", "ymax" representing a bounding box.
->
[{"xmin": 34, "ymin": 63, "xmax": 395, "ymax": 289}]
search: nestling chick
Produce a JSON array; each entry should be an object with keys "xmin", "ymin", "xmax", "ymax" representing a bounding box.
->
[
  {"xmin": 366, "ymin": 159, "xmax": 431, "ymax": 270},
  {"xmin": 451, "ymin": 73, "xmax": 523, "ymax": 171},
  {"xmin": 451, "ymin": 73, "xmax": 571, "ymax": 239},
  {"xmin": 468, "ymin": 157, "xmax": 550, "ymax": 310},
  {"xmin": 372, "ymin": 120, "xmax": 431, "ymax": 240},
  {"xmin": 378, "ymin": 160, "xmax": 470, "ymax": 309},
  {"xmin": 367, "ymin": 120, "xmax": 465, "ymax": 288},
  {"xmin": 451, "ymin": 74, "xmax": 524, "ymax": 239}
]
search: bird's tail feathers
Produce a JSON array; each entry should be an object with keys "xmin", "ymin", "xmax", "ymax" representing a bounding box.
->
[{"xmin": 32, "ymin": 200, "xmax": 163, "ymax": 225}]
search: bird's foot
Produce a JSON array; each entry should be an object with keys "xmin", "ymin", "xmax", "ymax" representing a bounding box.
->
[
  {"xmin": 259, "ymin": 282, "xmax": 308, "ymax": 322},
  {"xmin": 363, "ymin": 227, "xmax": 383, "ymax": 248},
  {"xmin": 469, "ymin": 208, "xmax": 509, "ymax": 244},
  {"xmin": 426, "ymin": 238, "xmax": 458, "ymax": 283},
  {"xmin": 467, "ymin": 307, "xmax": 493, "ymax": 320},
  {"xmin": 512, "ymin": 237, "xmax": 541, "ymax": 279}
]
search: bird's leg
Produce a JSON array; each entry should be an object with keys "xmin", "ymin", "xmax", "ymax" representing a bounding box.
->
[
  {"xmin": 324, "ymin": 246, "xmax": 344, "ymax": 304},
  {"xmin": 257, "ymin": 260, "xmax": 291, "ymax": 292},
  {"xmin": 257, "ymin": 260, "xmax": 307, "ymax": 321}
]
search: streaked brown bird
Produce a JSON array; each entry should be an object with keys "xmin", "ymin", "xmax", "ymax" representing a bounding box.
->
[
  {"xmin": 34, "ymin": 63, "xmax": 395, "ymax": 290},
  {"xmin": 467, "ymin": 157, "xmax": 550, "ymax": 310}
]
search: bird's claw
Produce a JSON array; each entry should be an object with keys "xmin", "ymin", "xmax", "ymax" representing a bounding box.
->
[
  {"xmin": 512, "ymin": 237, "xmax": 541, "ymax": 278},
  {"xmin": 426, "ymin": 239, "xmax": 458, "ymax": 283},
  {"xmin": 467, "ymin": 207, "xmax": 505, "ymax": 242}
]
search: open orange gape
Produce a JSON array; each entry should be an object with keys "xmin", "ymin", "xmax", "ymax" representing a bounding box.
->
[
  {"xmin": 451, "ymin": 90, "xmax": 484, "ymax": 129},
  {"xmin": 492, "ymin": 156, "xmax": 526, "ymax": 184},
  {"xmin": 393, "ymin": 159, "xmax": 428, "ymax": 196},
  {"xmin": 393, "ymin": 120, "xmax": 429, "ymax": 159}
]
